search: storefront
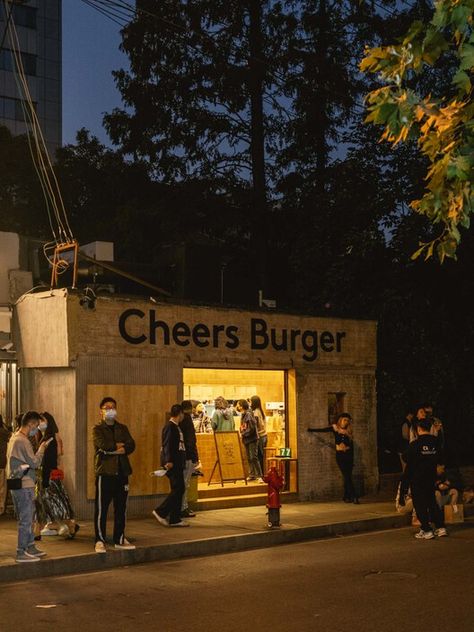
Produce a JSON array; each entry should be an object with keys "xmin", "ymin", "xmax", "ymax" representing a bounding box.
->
[{"xmin": 13, "ymin": 289, "xmax": 378, "ymax": 518}]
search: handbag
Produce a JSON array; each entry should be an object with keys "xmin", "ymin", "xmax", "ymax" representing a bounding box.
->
[{"xmin": 7, "ymin": 477, "xmax": 23, "ymax": 490}]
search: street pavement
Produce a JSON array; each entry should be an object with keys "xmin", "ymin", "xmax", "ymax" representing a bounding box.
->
[
  {"xmin": 0, "ymin": 498, "xmax": 415, "ymax": 582},
  {"xmin": 1, "ymin": 522, "xmax": 473, "ymax": 632}
]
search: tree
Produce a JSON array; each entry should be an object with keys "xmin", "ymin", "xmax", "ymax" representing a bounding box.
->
[{"xmin": 361, "ymin": 0, "xmax": 474, "ymax": 261}]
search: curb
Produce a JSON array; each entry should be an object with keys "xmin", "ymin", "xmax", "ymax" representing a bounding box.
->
[
  {"xmin": 2, "ymin": 510, "xmax": 472, "ymax": 584},
  {"xmin": 0, "ymin": 512, "xmax": 412, "ymax": 584}
]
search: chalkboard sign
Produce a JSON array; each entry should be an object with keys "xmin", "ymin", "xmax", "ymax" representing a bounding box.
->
[{"xmin": 208, "ymin": 431, "xmax": 247, "ymax": 486}]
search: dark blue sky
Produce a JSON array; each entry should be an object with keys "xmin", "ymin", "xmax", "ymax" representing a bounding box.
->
[{"xmin": 63, "ymin": 0, "xmax": 127, "ymax": 146}]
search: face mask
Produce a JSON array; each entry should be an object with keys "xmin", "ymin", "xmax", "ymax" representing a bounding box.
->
[
  {"xmin": 104, "ymin": 409, "xmax": 117, "ymax": 424},
  {"xmin": 29, "ymin": 427, "xmax": 38, "ymax": 437},
  {"xmin": 39, "ymin": 422, "xmax": 47, "ymax": 432}
]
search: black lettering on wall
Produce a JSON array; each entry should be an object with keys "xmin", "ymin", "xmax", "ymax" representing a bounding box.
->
[
  {"xmin": 320, "ymin": 331, "xmax": 335, "ymax": 352},
  {"xmin": 149, "ymin": 310, "xmax": 171, "ymax": 345},
  {"xmin": 212, "ymin": 324, "xmax": 225, "ymax": 348},
  {"xmin": 225, "ymin": 325, "xmax": 240, "ymax": 349},
  {"xmin": 270, "ymin": 328, "xmax": 288, "ymax": 351},
  {"xmin": 251, "ymin": 318, "xmax": 269, "ymax": 350},
  {"xmin": 192, "ymin": 323, "xmax": 210, "ymax": 348},
  {"xmin": 301, "ymin": 330, "xmax": 318, "ymax": 362},
  {"xmin": 336, "ymin": 331, "xmax": 346, "ymax": 352},
  {"xmin": 172, "ymin": 322, "xmax": 191, "ymax": 346},
  {"xmin": 119, "ymin": 309, "xmax": 147, "ymax": 345}
]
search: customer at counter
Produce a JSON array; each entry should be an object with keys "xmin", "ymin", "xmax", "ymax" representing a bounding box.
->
[
  {"xmin": 193, "ymin": 403, "xmax": 213, "ymax": 434},
  {"xmin": 237, "ymin": 399, "xmax": 263, "ymax": 481},
  {"xmin": 211, "ymin": 397, "xmax": 235, "ymax": 432},
  {"xmin": 251, "ymin": 395, "xmax": 267, "ymax": 475}
]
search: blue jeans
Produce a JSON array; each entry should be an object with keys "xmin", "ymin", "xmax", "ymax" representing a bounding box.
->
[{"xmin": 11, "ymin": 487, "xmax": 35, "ymax": 552}]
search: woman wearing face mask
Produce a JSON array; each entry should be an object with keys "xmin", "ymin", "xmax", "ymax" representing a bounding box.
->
[
  {"xmin": 35, "ymin": 412, "xmax": 78, "ymax": 539},
  {"xmin": 308, "ymin": 413, "xmax": 359, "ymax": 504}
]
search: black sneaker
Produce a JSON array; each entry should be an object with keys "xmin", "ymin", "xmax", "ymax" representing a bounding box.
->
[{"xmin": 181, "ymin": 508, "xmax": 196, "ymax": 518}]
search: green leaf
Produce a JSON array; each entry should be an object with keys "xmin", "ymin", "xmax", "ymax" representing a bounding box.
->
[
  {"xmin": 459, "ymin": 43, "xmax": 474, "ymax": 71},
  {"xmin": 452, "ymin": 69, "xmax": 471, "ymax": 94},
  {"xmin": 411, "ymin": 244, "xmax": 426, "ymax": 260}
]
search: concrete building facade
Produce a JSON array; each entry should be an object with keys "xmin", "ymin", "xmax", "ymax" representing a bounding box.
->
[
  {"xmin": 14, "ymin": 290, "xmax": 378, "ymax": 518},
  {"xmin": 0, "ymin": 0, "xmax": 62, "ymax": 155}
]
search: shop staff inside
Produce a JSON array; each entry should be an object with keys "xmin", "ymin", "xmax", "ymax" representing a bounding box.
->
[{"xmin": 119, "ymin": 309, "xmax": 346, "ymax": 362}]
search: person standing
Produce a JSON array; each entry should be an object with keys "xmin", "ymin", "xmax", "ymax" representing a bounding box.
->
[
  {"xmin": 6, "ymin": 411, "xmax": 51, "ymax": 563},
  {"xmin": 93, "ymin": 397, "xmax": 136, "ymax": 553},
  {"xmin": 308, "ymin": 413, "xmax": 359, "ymax": 504},
  {"xmin": 250, "ymin": 395, "xmax": 267, "ymax": 476},
  {"xmin": 0, "ymin": 414, "xmax": 12, "ymax": 515},
  {"xmin": 35, "ymin": 412, "xmax": 78, "ymax": 539},
  {"xmin": 211, "ymin": 397, "xmax": 235, "ymax": 432},
  {"xmin": 153, "ymin": 404, "xmax": 189, "ymax": 527},
  {"xmin": 180, "ymin": 400, "xmax": 199, "ymax": 519},
  {"xmin": 237, "ymin": 399, "xmax": 262, "ymax": 481},
  {"xmin": 399, "ymin": 417, "xmax": 447, "ymax": 539}
]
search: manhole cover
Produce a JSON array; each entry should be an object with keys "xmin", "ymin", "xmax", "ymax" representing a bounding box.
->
[{"xmin": 364, "ymin": 571, "xmax": 418, "ymax": 580}]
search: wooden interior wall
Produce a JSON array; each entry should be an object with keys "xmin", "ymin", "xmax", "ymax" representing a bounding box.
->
[
  {"xmin": 183, "ymin": 368, "xmax": 285, "ymax": 405},
  {"xmin": 87, "ymin": 384, "xmax": 177, "ymax": 499}
]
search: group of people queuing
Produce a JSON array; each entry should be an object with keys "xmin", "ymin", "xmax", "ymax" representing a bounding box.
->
[
  {"xmin": 397, "ymin": 402, "xmax": 460, "ymax": 540},
  {"xmin": 4, "ymin": 410, "xmax": 78, "ymax": 563},
  {"xmin": 191, "ymin": 395, "xmax": 268, "ymax": 480}
]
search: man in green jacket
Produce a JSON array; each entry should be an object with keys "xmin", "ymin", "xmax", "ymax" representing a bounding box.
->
[{"xmin": 93, "ymin": 397, "xmax": 136, "ymax": 553}]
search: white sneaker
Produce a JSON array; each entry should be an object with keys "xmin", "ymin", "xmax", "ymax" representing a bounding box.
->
[
  {"xmin": 152, "ymin": 510, "xmax": 169, "ymax": 527},
  {"xmin": 40, "ymin": 528, "xmax": 58, "ymax": 536},
  {"xmin": 57, "ymin": 523, "xmax": 70, "ymax": 537},
  {"xmin": 115, "ymin": 538, "xmax": 136, "ymax": 550},
  {"xmin": 169, "ymin": 520, "xmax": 190, "ymax": 527},
  {"xmin": 95, "ymin": 541, "xmax": 106, "ymax": 554},
  {"xmin": 435, "ymin": 527, "xmax": 448, "ymax": 537},
  {"xmin": 414, "ymin": 529, "xmax": 435, "ymax": 540}
]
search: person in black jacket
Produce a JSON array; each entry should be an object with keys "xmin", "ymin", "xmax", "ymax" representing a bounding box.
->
[
  {"xmin": 153, "ymin": 404, "xmax": 189, "ymax": 527},
  {"xmin": 180, "ymin": 400, "xmax": 199, "ymax": 518},
  {"xmin": 399, "ymin": 418, "xmax": 447, "ymax": 539},
  {"xmin": 237, "ymin": 399, "xmax": 262, "ymax": 481},
  {"xmin": 93, "ymin": 397, "xmax": 136, "ymax": 553},
  {"xmin": 308, "ymin": 413, "xmax": 359, "ymax": 504}
]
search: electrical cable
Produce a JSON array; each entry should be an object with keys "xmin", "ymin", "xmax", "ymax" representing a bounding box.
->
[
  {"xmin": 4, "ymin": 1, "xmax": 75, "ymax": 244},
  {"xmin": 0, "ymin": 0, "xmax": 13, "ymax": 52}
]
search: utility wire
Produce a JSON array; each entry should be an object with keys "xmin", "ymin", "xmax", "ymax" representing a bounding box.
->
[{"xmin": 0, "ymin": 0, "xmax": 13, "ymax": 52}]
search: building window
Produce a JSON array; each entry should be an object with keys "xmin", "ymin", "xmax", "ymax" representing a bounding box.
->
[
  {"xmin": 0, "ymin": 95, "xmax": 35, "ymax": 121},
  {"xmin": 0, "ymin": 49, "xmax": 37, "ymax": 76},
  {"xmin": 328, "ymin": 392, "xmax": 346, "ymax": 425},
  {"xmin": 12, "ymin": 4, "xmax": 37, "ymax": 30}
]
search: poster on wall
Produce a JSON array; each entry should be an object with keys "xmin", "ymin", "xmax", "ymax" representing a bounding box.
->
[{"xmin": 209, "ymin": 431, "xmax": 247, "ymax": 486}]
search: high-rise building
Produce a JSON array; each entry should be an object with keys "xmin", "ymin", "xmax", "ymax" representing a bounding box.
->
[{"xmin": 0, "ymin": 0, "xmax": 61, "ymax": 156}]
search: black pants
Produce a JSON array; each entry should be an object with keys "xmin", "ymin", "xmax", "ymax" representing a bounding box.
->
[
  {"xmin": 155, "ymin": 467, "xmax": 185, "ymax": 524},
  {"xmin": 336, "ymin": 452, "xmax": 356, "ymax": 500},
  {"xmin": 94, "ymin": 475, "xmax": 129, "ymax": 544},
  {"xmin": 412, "ymin": 483, "xmax": 444, "ymax": 532}
]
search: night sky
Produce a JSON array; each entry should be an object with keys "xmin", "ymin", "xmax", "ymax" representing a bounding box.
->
[{"xmin": 62, "ymin": 0, "xmax": 126, "ymax": 146}]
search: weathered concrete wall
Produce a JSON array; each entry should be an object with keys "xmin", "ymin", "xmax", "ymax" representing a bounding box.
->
[
  {"xmin": 14, "ymin": 290, "xmax": 69, "ymax": 367},
  {"xmin": 297, "ymin": 369, "xmax": 379, "ymax": 500}
]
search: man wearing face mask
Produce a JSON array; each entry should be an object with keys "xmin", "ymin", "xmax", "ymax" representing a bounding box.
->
[
  {"xmin": 6, "ymin": 411, "xmax": 52, "ymax": 563},
  {"xmin": 93, "ymin": 397, "xmax": 136, "ymax": 553}
]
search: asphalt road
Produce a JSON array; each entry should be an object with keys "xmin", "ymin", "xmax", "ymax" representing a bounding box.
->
[{"xmin": 2, "ymin": 525, "xmax": 474, "ymax": 632}]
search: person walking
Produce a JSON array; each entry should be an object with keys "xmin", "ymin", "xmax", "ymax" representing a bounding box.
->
[
  {"xmin": 152, "ymin": 404, "xmax": 189, "ymax": 527},
  {"xmin": 251, "ymin": 395, "xmax": 268, "ymax": 476},
  {"xmin": 237, "ymin": 399, "xmax": 262, "ymax": 481},
  {"xmin": 308, "ymin": 413, "xmax": 359, "ymax": 504},
  {"xmin": 180, "ymin": 400, "xmax": 199, "ymax": 519},
  {"xmin": 93, "ymin": 397, "xmax": 136, "ymax": 553},
  {"xmin": 0, "ymin": 414, "xmax": 12, "ymax": 515},
  {"xmin": 6, "ymin": 411, "xmax": 51, "ymax": 563},
  {"xmin": 399, "ymin": 417, "xmax": 447, "ymax": 539}
]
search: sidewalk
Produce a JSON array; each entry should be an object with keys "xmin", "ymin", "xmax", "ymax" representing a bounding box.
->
[{"xmin": 1, "ymin": 498, "xmax": 472, "ymax": 584}]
